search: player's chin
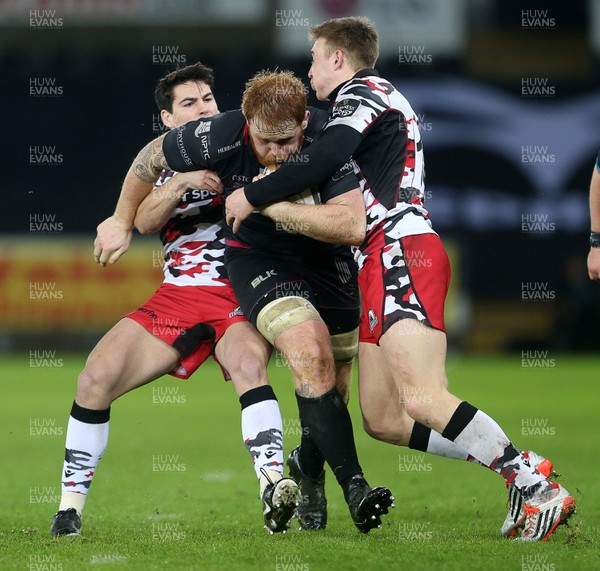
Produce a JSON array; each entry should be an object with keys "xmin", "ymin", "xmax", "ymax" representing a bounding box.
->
[
  {"xmin": 258, "ymin": 155, "xmax": 276, "ymax": 167},
  {"xmin": 263, "ymin": 162, "xmax": 281, "ymax": 174},
  {"xmin": 262, "ymin": 159, "xmax": 285, "ymax": 172}
]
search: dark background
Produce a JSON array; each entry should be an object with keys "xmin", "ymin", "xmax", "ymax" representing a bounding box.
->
[{"xmin": 3, "ymin": 0, "xmax": 600, "ymax": 351}]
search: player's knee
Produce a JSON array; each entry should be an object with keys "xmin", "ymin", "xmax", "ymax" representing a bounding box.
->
[
  {"xmin": 256, "ymin": 296, "xmax": 321, "ymax": 345},
  {"xmin": 402, "ymin": 395, "xmax": 428, "ymax": 422},
  {"xmin": 227, "ymin": 351, "xmax": 267, "ymax": 389},
  {"xmin": 258, "ymin": 297, "xmax": 335, "ymax": 381},
  {"xmin": 400, "ymin": 377, "xmax": 446, "ymax": 420},
  {"xmin": 362, "ymin": 411, "xmax": 411, "ymax": 445},
  {"xmin": 76, "ymin": 366, "xmax": 114, "ymax": 407},
  {"xmin": 286, "ymin": 337, "xmax": 332, "ymax": 378},
  {"xmin": 362, "ymin": 414, "xmax": 396, "ymax": 443}
]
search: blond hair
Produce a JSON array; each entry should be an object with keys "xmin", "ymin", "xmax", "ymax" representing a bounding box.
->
[{"xmin": 309, "ymin": 16, "xmax": 379, "ymax": 70}]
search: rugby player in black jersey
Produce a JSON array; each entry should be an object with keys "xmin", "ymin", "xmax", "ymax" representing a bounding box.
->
[
  {"xmin": 225, "ymin": 18, "xmax": 576, "ymax": 542},
  {"xmin": 95, "ymin": 69, "xmax": 394, "ymax": 534}
]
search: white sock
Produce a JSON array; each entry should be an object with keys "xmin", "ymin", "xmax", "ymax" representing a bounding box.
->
[
  {"xmin": 409, "ymin": 422, "xmax": 481, "ymax": 463},
  {"xmin": 444, "ymin": 402, "xmax": 548, "ymax": 494},
  {"xmin": 426, "ymin": 430, "xmax": 471, "ymax": 461},
  {"xmin": 58, "ymin": 402, "xmax": 110, "ymax": 515},
  {"xmin": 240, "ymin": 386, "xmax": 284, "ymax": 485},
  {"xmin": 452, "ymin": 410, "xmax": 510, "ymax": 466}
]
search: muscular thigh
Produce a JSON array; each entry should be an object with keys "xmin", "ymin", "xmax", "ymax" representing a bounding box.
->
[
  {"xmin": 83, "ymin": 318, "xmax": 180, "ymax": 401},
  {"xmin": 379, "ymin": 318, "xmax": 448, "ymax": 391},
  {"xmin": 358, "ymin": 342, "xmax": 402, "ymax": 423}
]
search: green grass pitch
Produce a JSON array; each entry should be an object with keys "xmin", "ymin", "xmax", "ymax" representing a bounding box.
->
[{"xmin": 0, "ymin": 353, "xmax": 598, "ymax": 570}]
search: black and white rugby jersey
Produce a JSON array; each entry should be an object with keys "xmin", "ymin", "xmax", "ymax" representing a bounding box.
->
[{"xmin": 242, "ymin": 69, "xmax": 436, "ymax": 242}]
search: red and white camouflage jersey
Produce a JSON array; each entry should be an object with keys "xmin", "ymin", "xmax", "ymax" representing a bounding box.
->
[
  {"xmin": 155, "ymin": 169, "xmax": 227, "ymax": 287},
  {"xmin": 324, "ymin": 72, "xmax": 436, "ymax": 245}
]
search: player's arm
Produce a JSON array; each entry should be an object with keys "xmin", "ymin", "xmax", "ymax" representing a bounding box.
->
[
  {"xmin": 261, "ymin": 187, "xmax": 365, "ymax": 246},
  {"xmin": 226, "ymin": 125, "xmax": 361, "ymax": 233},
  {"xmin": 94, "ymin": 134, "xmax": 170, "ymax": 266},
  {"xmin": 135, "ymin": 170, "xmax": 223, "ymax": 234},
  {"xmin": 134, "ymin": 114, "xmax": 227, "ymax": 233},
  {"xmin": 95, "ymin": 114, "xmax": 218, "ymax": 263},
  {"xmin": 587, "ymin": 154, "xmax": 600, "ymax": 280},
  {"xmin": 245, "ymin": 125, "xmax": 360, "ymax": 204}
]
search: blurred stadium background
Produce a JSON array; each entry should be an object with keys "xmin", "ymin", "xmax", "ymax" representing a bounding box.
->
[
  {"xmin": 2, "ymin": 0, "xmax": 600, "ymax": 356},
  {"xmin": 2, "ymin": 2, "xmax": 599, "ymax": 567}
]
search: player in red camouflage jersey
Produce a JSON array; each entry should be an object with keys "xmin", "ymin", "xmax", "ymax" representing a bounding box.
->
[{"xmin": 50, "ymin": 63, "xmax": 290, "ymax": 537}]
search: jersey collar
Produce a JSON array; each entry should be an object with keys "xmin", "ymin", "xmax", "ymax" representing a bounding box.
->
[{"xmin": 326, "ymin": 68, "xmax": 380, "ymax": 103}]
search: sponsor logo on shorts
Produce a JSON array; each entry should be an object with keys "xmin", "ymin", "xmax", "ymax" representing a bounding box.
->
[
  {"xmin": 137, "ymin": 306, "xmax": 159, "ymax": 320},
  {"xmin": 368, "ymin": 309, "xmax": 378, "ymax": 332},
  {"xmin": 229, "ymin": 306, "xmax": 244, "ymax": 318},
  {"xmin": 250, "ymin": 270, "xmax": 278, "ymax": 289}
]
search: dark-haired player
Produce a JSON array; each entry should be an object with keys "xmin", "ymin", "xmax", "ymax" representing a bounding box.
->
[{"xmin": 51, "ymin": 63, "xmax": 292, "ymax": 537}]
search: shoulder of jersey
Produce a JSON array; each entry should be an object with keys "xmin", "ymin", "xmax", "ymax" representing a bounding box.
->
[
  {"xmin": 193, "ymin": 110, "xmax": 246, "ymax": 153},
  {"xmin": 306, "ymin": 106, "xmax": 329, "ymax": 139},
  {"xmin": 338, "ymin": 78, "xmax": 377, "ymax": 99},
  {"xmin": 196, "ymin": 109, "xmax": 245, "ymax": 133}
]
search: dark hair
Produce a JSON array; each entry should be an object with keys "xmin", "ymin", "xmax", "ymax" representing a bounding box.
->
[{"xmin": 154, "ymin": 62, "xmax": 215, "ymax": 112}]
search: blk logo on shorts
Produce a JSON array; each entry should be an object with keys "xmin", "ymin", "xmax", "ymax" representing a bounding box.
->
[
  {"xmin": 368, "ymin": 309, "xmax": 378, "ymax": 332},
  {"xmin": 251, "ymin": 270, "xmax": 277, "ymax": 289}
]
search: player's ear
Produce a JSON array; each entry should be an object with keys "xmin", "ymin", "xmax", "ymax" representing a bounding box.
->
[
  {"xmin": 161, "ymin": 109, "xmax": 175, "ymax": 129},
  {"xmin": 301, "ymin": 110, "xmax": 310, "ymax": 130}
]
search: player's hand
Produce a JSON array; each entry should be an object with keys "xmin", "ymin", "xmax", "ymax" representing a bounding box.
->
[
  {"xmin": 225, "ymin": 187, "xmax": 254, "ymax": 233},
  {"xmin": 587, "ymin": 248, "xmax": 600, "ymax": 281},
  {"xmin": 179, "ymin": 170, "xmax": 223, "ymax": 195},
  {"xmin": 94, "ymin": 215, "xmax": 133, "ymax": 267}
]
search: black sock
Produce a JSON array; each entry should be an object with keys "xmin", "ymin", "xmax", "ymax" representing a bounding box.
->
[
  {"xmin": 408, "ymin": 422, "xmax": 431, "ymax": 452},
  {"xmin": 298, "ymin": 426, "xmax": 326, "ymax": 480},
  {"xmin": 295, "ymin": 388, "xmax": 362, "ymax": 488}
]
